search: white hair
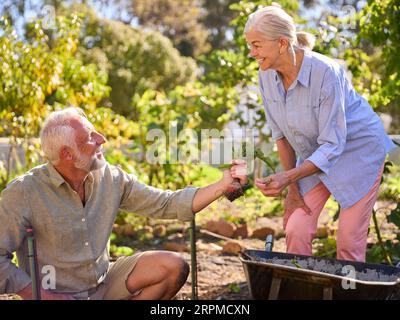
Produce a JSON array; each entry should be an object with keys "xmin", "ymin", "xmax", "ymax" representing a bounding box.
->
[
  {"xmin": 244, "ymin": 4, "xmax": 316, "ymax": 63},
  {"xmin": 40, "ymin": 107, "xmax": 87, "ymax": 165}
]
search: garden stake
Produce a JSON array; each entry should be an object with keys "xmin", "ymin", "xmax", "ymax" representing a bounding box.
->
[
  {"xmin": 189, "ymin": 217, "xmax": 198, "ymax": 300},
  {"xmin": 27, "ymin": 228, "xmax": 41, "ymax": 300}
]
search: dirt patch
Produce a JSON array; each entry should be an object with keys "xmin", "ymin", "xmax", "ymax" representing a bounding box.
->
[{"xmin": 173, "ymin": 237, "xmax": 287, "ymax": 300}]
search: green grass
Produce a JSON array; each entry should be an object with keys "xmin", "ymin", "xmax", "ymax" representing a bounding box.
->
[{"xmin": 191, "ymin": 165, "xmax": 223, "ymax": 187}]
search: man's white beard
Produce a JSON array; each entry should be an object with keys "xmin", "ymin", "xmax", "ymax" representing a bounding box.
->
[{"xmin": 74, "ymin": 149, "xmax": 106, "ymax": 172}]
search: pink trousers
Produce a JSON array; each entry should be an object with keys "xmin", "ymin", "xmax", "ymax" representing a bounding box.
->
[{"xmin": 285, "ymin": 166, "xmax": 384, "ymax": 262}]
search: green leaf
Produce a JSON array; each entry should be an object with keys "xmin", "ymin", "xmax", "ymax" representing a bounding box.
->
[
  {"xmin": 388, "ymin": 204, "xmax": 400, "ymax": 228},
  {"xmin": 333, "ymin": 203, "xmax": 340, "ymax": 222},
  {"xmin": 228, "ymin": 283, "xmax": 241, "ymax": 293},
  {"xmin": 291, "ymin": 258, "xmax": 302, "ymax": 269},
  {"xmin": 254, "ymin": 148, "xmax": 277, "ymax": 173},
  {"xmin": 218, "ymin": 164, "xmax": 233, "ymax": 170}
]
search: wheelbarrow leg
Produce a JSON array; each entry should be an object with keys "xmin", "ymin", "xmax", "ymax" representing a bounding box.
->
[
  {"xmin": 268, "ymin": 275, "xmax": 281, "ymax": 300},
  {"xmin": 323, "ymin": 286, "xmax": 333, "ymax": 300}
]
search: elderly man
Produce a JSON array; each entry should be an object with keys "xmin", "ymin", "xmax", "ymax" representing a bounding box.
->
[{"xmin": 0, "ymin": 107, "xmax": 247, "ymax": 300}]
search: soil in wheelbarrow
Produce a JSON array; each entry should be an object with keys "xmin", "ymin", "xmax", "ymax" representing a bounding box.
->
[{"xmin": 251, "ymin": 254, "xmax": 400, "ymax": 282}]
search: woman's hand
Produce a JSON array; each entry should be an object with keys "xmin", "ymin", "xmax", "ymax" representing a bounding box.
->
[
  {"xmin": 255, "ymin": 171, "xmax": 291, "ymax": 197},
  {"xmin": 283, "ymin": 189, "xmax": 312, "ymax": 229}
]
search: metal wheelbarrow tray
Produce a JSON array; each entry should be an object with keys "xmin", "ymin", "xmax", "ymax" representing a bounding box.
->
[{"xmin": 240, "ymin": 249, "xmax": 400, "ymax": 300}]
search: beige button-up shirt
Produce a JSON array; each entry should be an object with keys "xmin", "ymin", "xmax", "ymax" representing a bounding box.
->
[{"xmin": 0, "ymin": 163, "xmax": 198, "ymax": 294}]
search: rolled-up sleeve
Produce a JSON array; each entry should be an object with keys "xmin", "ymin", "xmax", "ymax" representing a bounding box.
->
[
  {"xmin": 0, "ymin": 180, "xmax": 32, "ymax": 294},
  {"xmin": 259, "ymin": 74, "xmax": 284, "ymax": 141},
  {"xmin": 306, "ymin": 67, "xmax": 347, "ymax": 174},
  {"xmin": 119, "ymin": 169, "xmax": 199, "ymax": 222}
]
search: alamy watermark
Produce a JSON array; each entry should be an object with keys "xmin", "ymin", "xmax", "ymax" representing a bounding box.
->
[
  {"xmin": 41, "ymin": 265, "xmax": 56, "ymax": 290},
  {"xmin": 41, "ymin": 5, "xmax": 56, "ymax": 30},
  {"xmin": 145, "ymin": 125, "xmax": 256, "ymax": 173},
  {"xmin": 341, "ymin": 265, "xmax": 357, "ymax": 290},
  {"xmin": 319, "ymin": 3, "xmax": 358, "ymax": 44}
]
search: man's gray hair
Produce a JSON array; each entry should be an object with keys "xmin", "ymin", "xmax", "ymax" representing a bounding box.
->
[{"xmin": 40, "ymin": 107, "xmax": 87, "ymax": 164}]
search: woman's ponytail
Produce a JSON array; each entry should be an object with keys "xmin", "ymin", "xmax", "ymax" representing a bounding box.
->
[{"xmin": 296, "ymin": 31, "xmax": 316, "ymax": 50}]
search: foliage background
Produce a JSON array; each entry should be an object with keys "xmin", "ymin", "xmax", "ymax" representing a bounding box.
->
[{"xmin": 0, "ymin": 0, "xmax": 399, "ymax": 263}]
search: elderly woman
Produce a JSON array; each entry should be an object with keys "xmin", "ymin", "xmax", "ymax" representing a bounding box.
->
[{"xmin": 245, "ymin": 5, "xmax": 396, "ymax": 262}]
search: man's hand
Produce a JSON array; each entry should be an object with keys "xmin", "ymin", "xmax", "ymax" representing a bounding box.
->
[
  {"xmin": 220, "ymin": 159, "xmax": 248, "ymax": 192},
  {"xmin": 17, "ymin": 284, "xmax": 74, "ymax": 300},
  {"xmin": 255, "ymin": 171, "xmax": 291, "ymax": 197},
  {"xmin": 192, "ymin": 159, "xmax": 248, "ymax": 212},
  {"xmin": 283, "ymin": 189, "xmax": 312, "ymax": 230}
]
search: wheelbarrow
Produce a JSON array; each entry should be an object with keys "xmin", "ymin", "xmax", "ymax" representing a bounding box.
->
[{"xmin": 240, "ymin": 236, "xmax": 400, "ymax": 300}]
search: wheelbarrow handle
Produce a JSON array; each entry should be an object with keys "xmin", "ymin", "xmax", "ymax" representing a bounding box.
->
[{"xmin": 265, "ymin": 234, "xmax": 274, "ymax": 252}]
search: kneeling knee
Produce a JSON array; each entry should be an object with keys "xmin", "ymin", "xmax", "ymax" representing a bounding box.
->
[
  {"xmin": 177, "ymin": 259, "xmax": 190, "ymax": 288},
  {"xmin": 161, "ymin": 253, "xmax": 189, "ymax": 288},
  {"xmin": 170, "ymin": 256, "xmax": 189, "ymax": 288}
]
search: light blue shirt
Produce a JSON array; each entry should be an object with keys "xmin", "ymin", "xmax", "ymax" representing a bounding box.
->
[{"xmin": 258, "ymin": 50, "xmax": 396, "ymax": 209}]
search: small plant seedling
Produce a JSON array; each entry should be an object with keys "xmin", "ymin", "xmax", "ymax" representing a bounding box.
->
[
  {"xmin": 218, "ymin": 147, "xmax": 277, "ymax": 201},
  {"xmin": 291, "ymin": 258, "xmax": 302, "ymax": 269}
]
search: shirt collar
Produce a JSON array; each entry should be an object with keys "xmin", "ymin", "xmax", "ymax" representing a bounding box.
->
[
  {"xmin": 46, "ymin": 162, "xmax": 94, "ymax": 188},
  {"xmin": 47, "ymin": 162, "xmax": 66, "ymax": 188},
  {"xmin": 274, "ymin": 49, "xmax": 312, "ymax": 88},
  {"xmin": 297, "ymin": 50, "xmax": 312, "ymax": 88}
]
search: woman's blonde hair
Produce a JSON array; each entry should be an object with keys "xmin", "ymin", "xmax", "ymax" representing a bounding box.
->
[{"xmin": 244, "ymin": 4, "xmax": 315, "ymax": 64}]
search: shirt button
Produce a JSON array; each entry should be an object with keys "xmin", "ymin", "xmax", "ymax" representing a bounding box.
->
[
  {"xmin": 85, "ymin": 242, "xmax": 89, "ymax": 246},
  {"xmin": 82, "ymin": 218, "xmax": 86, "ymax": 222}
]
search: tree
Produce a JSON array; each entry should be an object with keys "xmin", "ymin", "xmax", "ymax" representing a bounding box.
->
[
  {"xmin": 1, "ymin": 2, "xmax": 199, "ymax": 117},
  {"xmin": 0, "ymin": 14, "xmax": 110, "ymax": 138},
  {"xmin": 308, "ymin": 0, "xmax": 400, "ymax": 131},
  {"xmin": 0, "ymin": 13, "xmax": 116, "ymax": 189},
  {"xmin": 131, "ymin": 0, "xmax": 211, "ymax": 57},
  {"xmin": 200, "ymin": 0, "xmax": 239, "ymax": 50},
  {"xmin": 0, "ymin": 11, "xmax": 141, "ymax": 153},
  {"xmin": 357, "ymin": 0, "xmax": 400, "ymax": 130},
  {"xmin": 67, "ymin": 4, "xmax": 198, "ymax": 116}
]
